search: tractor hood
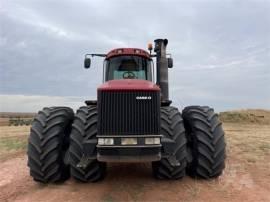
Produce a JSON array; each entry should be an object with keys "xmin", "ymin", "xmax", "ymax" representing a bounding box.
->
[{"xmin": 98, "ymin": 80, "xmax": 160, "ymax": 91}]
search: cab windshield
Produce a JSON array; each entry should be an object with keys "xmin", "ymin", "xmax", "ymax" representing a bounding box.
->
[{"xmin": 105, "ymin": 56, "xmax": 153, "ymax": 81}]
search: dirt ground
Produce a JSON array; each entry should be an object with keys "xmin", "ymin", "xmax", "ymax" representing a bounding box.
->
[{"xmin": 0, "ymin": 123, "xmax": 270, "ymax": 202}]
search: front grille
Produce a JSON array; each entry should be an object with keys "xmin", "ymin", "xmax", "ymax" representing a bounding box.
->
[{"xmin": 98, "ymin": 90, "xmax": 160, "ymax": 135}]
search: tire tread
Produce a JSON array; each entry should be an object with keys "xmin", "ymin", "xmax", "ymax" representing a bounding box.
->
[
  {"xmin": 152, "ymin": 106, "xmax": 187, "ymax": 180},
  {"xmin": 183, "ymin": 106, "xmax": 226, "ymax": 179},
  {"xmin": 27, "ymin": 107, "xmax": 74, "ymax": 183}
]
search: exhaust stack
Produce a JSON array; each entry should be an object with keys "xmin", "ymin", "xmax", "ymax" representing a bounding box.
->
[{"xmin": 154, "ymin": 39, "xmax": 171, "ymax": 105}]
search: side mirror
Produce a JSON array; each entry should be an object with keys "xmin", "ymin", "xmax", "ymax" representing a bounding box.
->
[
  {"xmin": 84, "ymin": 58, "xmax": 91, "ymax": 68},
  {"xmin": 168, "ymin": 58, "xmax": 173, "ymax": 68}
]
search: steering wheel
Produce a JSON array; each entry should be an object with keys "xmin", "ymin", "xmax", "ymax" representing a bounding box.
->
[{"xmin": 123, "ymin": 71, "xmax": 136, "ymax": 79}]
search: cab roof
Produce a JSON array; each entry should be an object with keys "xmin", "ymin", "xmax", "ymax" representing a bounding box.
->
[{"xmin": 106, "ymin": 48, "xmax": 150, "ymax": 59}]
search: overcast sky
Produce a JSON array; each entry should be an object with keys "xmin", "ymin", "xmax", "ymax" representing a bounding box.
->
[{"xmin": 0, "ymin": 0, "xmax": 269, "ymax": 112}]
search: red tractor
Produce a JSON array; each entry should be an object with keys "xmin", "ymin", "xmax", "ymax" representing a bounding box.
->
[{"xmin": 27, "ymin": 39, "xmax": 226, "ymax": 183}]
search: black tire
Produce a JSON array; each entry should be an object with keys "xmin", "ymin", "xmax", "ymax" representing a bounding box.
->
[
  {"xmin": 182, "ymin": 106, "xmax": 226, "ymax": 179},
  {"xmin": 69, "ymin": 106, "xmax": 106, "ymax": 182},
  {"xmin": 27, "ymin": 107, "xmax": 74, "ymax": 183},
  {"xmin": 152, "ymin": 106, "xmax": 187, "ymax": 179}
]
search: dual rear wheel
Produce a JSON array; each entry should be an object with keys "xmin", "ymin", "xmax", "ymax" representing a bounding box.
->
[
  {"xmin": 27, "ymin": 106, "xmax": 105, "ymax": 183},
  {"xmin": 152, "ymin": 106, "xmax": 226, "ymax": 180}
]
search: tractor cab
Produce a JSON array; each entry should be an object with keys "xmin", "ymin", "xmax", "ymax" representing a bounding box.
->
[
  {"xmin": 104, "ymin": 55, "xmax": 153, "ymax": 81},
  {"xmin": 84, "ymin": 48, "xmax": 154, "ymax": 82}
]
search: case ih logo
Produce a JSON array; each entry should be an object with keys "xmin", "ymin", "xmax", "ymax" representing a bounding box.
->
[{"xmin": 136, "ymin": 96, "xmax": 152, "ymax": 100}]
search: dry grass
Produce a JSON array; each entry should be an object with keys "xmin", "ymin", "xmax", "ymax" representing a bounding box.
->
[
  {"xmin": 224, "ymin": 123, "xmax": 270, "ymax": 163},
  {"xmin": 220, "ymin": 109, "xmax": 270, "ymax": 124},
  {"xmin": 0, "ymin": 136, "xmax": 27, "ymax": 152},
  {"xmin": 0, "ymin": 126, "xmax": 30, "ymax": 138},
  {"xmin": 0, "ymin": 126, "xmax": 29, "ymax": 161}
]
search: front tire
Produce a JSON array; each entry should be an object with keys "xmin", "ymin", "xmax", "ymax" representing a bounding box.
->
[
  {"xmin": 152, "ymin": 106, "xmax": 187, "ymax": 179},
  {"xmin": 182, "ymin": 106, "xmax": 226, "ymax": 179},
  {"xmin": 69, "ymin": 106, "xmax": 106, "ymax": 182},
  {"xmin": 27, "ymin": 107, "xmax": 74, "ymax": 183}
]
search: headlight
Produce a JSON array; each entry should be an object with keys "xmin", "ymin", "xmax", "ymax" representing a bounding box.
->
[
  {"xmin": 145, "ymin": 137, "xmax": 160, "ymax": 145},
  {"xmin": 98, "ymin": 138, "xmax": 114, "ymax": 145},
  {"xmin": 98, "ymin": 138, "xmax": 104, "ymax": 145},
  {"xmin": 104, "ymin": 138, "xmax": 114, "ymax": 145}
]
